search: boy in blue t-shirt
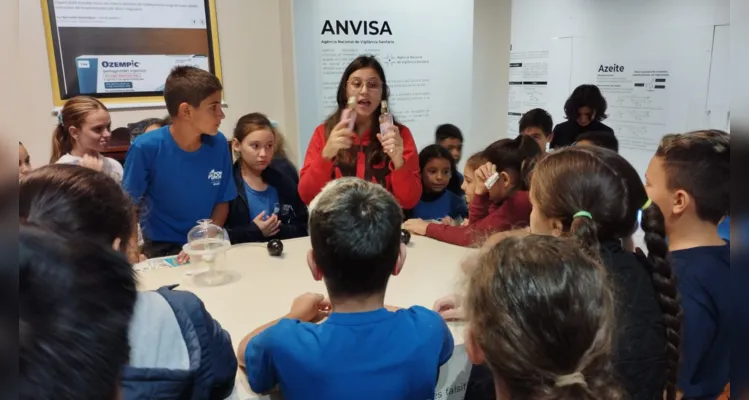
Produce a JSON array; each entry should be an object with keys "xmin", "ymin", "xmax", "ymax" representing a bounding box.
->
[
  {"xmin": 123, "ymin": 66, "xmax": 237, "ymax": 259},
  {"xmin": 236, "ymin": 178, "xmax": 454, "ymax": 400},
  {"xmin": 643, "ymin": 130, "xmax": 730, "ymax": 400}
]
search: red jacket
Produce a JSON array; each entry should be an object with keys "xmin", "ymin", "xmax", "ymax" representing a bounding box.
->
[
  {"xmin": 425, "ymin": 190, "xmax": 532, "ymax": 247},
  {"xmin": 298, "ymin": 123, "xmax": 422, "ymax": 208}
]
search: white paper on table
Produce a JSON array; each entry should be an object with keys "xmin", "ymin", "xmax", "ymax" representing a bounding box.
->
[{"xmin": 434, "ymin": 344, "xmax": 472, "ymax": 400}]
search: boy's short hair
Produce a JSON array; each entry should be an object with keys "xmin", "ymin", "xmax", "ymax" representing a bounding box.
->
[
  {"xmin": 435, "ymin": 123, "xmax": 464, "ymax": 143},
  {"xmin": 519, "ymin": 108, "xmax": 553, "ymax": 137},
  {"xmin": 576, "ymin": 130, "xmax": 619, "ymax": 152},
  {"xmin": 164, "ymin": 66, "xmax": 223, "ymax": 117},
  {"xmin": 19, "ymin": 225, "xmax": 137, "ymax": 399},
  {"xmin": 308, "ymin": 178, "xmax": 403, "ymax": 297}
]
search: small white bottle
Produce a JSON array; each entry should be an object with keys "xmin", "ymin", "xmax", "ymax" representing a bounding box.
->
[
  {"xmin": 379, "ymin": 100, "xmax": 393, "ymax": 134},
  {"xmin": 342, "ymin": 96, "xmax": 357, "ymax": 131},
  {"xmin": 484, "ymin": 172, "xmax": 500, "ymax": 190}
]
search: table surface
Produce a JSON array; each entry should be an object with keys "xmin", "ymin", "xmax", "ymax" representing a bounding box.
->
[{"xmin": 136, "ymin": 235, "xmax": 475, "ymax": 398}]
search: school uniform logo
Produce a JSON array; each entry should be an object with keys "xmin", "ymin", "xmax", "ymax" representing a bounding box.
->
[{"xmin": 207, "ymin": 169, "xmax": 222, "ymax": 186}]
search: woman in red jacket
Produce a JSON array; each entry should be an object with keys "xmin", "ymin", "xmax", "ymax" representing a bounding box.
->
[{"xmin": 298, "ymin": 55, "xmax": 422, "ymax": 208}]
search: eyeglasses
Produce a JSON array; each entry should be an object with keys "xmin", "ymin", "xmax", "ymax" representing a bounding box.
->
[{"xmin": 347, "ymin": 78, "xmax": 383, "ymax": 91}]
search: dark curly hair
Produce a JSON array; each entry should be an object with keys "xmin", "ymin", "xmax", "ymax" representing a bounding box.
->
[{"xmin": 564, "ymin": 84, "xmax": 608, "ymax": 122}]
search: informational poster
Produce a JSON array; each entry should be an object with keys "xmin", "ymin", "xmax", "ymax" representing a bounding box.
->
[
  {"xmin": 507, "ymin": 49, "xmax": 550, "ymax": 136},
  {"xmin": 42, "ymin": 0, "xmax": 221, "ymax": 105},
  {"xmin": 595, "ymin": 62, "xmax": 671, "ymax": 152},
  {"xmin": 292, "ymin": 0, "xmax": 474, "ymax": 163}
]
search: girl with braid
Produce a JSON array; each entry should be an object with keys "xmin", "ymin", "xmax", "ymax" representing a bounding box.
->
[
  {"xmin": 643, "ymin": 130, "xmax": 730, "ymax": 400},
  {"xmin": 435, "ymin": 146, "xmax": 676, "ymax": 399}
]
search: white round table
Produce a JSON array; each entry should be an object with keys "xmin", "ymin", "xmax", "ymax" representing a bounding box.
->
[{"xmin": 136, "ymin": 235, "xmax": 476, "ymax": 400}]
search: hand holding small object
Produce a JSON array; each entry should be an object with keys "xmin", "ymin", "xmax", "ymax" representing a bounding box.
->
[
  {"xmin": 322, "ymin": 118, "xmax": 355, "ymax": 160},
  {"xmin": 432, "ymin": 294, "xmax": 466, "ymax": 321},
  {"xmin": 377, "ymin": 125, "xmax": 404, "ymax": 169},
  {"xmin": 473, "ymin": 162, "xmax": 498, "ymax": 195},
  {"xmin": 402, "ymin": 219, "xmax": 429, "ymax": 236},
  {"xmin": 288, "ymin": 293, "xmax": 331, "ymax": 322}
]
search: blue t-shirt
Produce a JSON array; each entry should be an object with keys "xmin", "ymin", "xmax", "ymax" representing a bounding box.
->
[
  {"xmin": 244, "ymin": 306, "xmax": 454, "ymax": 400},
  {"xmin": 672, "ymin": 243, "xmax": 730, "ymax": 399},
  {"xmin": 243, "ymin": 181, "xmax": 279, "ymax": 221},
  {"xmin": 123, "ymin": 126, "xmax": 237, "ymax": 244},
  {"xmin": 411, "ymin": 191, "xmax": 468, "ymax": 221}
]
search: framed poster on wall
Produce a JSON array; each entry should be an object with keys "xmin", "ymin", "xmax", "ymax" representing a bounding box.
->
[{"xmin": 41, "ymin": 0, "xmax": 222, "ymax": 107}]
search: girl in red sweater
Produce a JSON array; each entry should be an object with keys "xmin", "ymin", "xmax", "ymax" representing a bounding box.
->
[
  {"xmin": 403, "ymin": 135, "xmax": 540, "ymax": 247},
  {"xmin": 297, "ymin": 55, "xmax": 422, "ymax": 208}
]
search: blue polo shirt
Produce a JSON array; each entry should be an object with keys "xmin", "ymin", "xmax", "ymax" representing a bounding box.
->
[
  {"xmin": 123, "ymin": 126, "xmax": 237, "ymax": 244},
  {"xmin": 244, "ymin": 306, "xmax": 454, "ymax": 400},
  {"xmin": 672, "ymin": 243, "xmax": 730, "ymax": 399}
]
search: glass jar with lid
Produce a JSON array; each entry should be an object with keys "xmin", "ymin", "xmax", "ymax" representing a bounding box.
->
[{"xmin": 182, "ymin": 219, "xmax": 232, "ymax": 286}]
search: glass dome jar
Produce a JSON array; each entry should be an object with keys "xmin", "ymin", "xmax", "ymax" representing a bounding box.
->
[{"xmin": 183, "ymin": 219, "xmax": 232, "ymax": 286}]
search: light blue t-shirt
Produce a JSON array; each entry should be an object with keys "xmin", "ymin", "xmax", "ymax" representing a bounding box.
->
[
  {"xmin": 244, "ymin": 306, "xmax": 454, "ymax": 400},
  {"xmin": 243, "ymin": 181, "xmax": 279, "ymax": 221},
  {"xmin": 123, "ymin": 126, "xmax": 237, "ymax": 244}
]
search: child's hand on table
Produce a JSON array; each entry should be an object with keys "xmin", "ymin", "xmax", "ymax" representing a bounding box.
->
[
  {"xmin": 288, "ymin": 293, "xmax": 331, "ymax": 323},
  {"xmin": 403, "ymin": 219, "xmax": 429, "ymax": 236},
  {"xmin": 176, "ymin": 250, "xmax": 190, "ymax": 264},
  {"xmin": 440, "ymin": 216, "xmax": 454, "ymax": 225},
  {"xmin": 433, "ymin": 294, "xmax": 465, "ymax": 321}
]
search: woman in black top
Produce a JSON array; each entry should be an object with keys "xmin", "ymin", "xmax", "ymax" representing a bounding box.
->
[{"xmin": 551, "ymin": 84, "xmax": 614, "ymax": 149}]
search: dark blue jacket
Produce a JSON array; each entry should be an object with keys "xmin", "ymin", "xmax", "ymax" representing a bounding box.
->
[
  {"xmin": 271, "ymin": 156, "xmax": 299, "ymax": 185},
  {"xmin": 121, "ymin": 286, "xmax": 237, "ymax": 399},
  {"xmin": 225, "ymin": 161, "xmax": 308, "ymax": 244}
]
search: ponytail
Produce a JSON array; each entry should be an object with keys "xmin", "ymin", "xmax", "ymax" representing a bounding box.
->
[
  {"xmin": 50, "ymin": 123, "xmax": 73, "ymax": 163},
  {"xmin": 638, "ymin": 202, "xmax": 682, "ymax": 400},
  {"xmin": 569, "ymin": 213, "xmax": 600, "ymax": 258},
  {"xmin": 51, "ymin": 96, "xmax": 107, "ymax": 164}
]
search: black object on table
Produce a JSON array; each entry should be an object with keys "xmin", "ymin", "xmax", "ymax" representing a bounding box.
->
[
  {"xmin": 267, "ymin": 239, "xmax": 284, "ymax": 256},
  {"xmin": 400, "ymin": 229, "xmax": 411, "ymax": 245}
]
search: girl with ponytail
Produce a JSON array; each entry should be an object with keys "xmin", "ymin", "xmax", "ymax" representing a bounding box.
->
[
  {"xmin": 403, "ymin": 135, "xmax": 539, "ymax": 247},
  {"xmin": 642, "ymin": 130, "xmax": 730, "ymax": 400},
  {"xmin": 52, "ymin": 96, "xmax": 123, "ymax": 182},
  {"xmin": 436, "ymin": 146, "xmax": 674, "ymax": 399},
  {"xmin": 464, "ymin": 235, "xmax": 622, "ymax": 400}
]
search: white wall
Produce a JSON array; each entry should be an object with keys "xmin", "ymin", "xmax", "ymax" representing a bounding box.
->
[
  {"xmin": 510, "ymin": 0, "xmax": 730, "ymax": 175},
  {"xmin": 473, "ymin": 0, "xmax": 513, "ymax": 157},
  {"xmin": 17, "ymin": 0, "xmax": 299, "ymax": 166},
  {"xmin": 14, "ymin": 0, "xmax": 512, "ymax": 169}
]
